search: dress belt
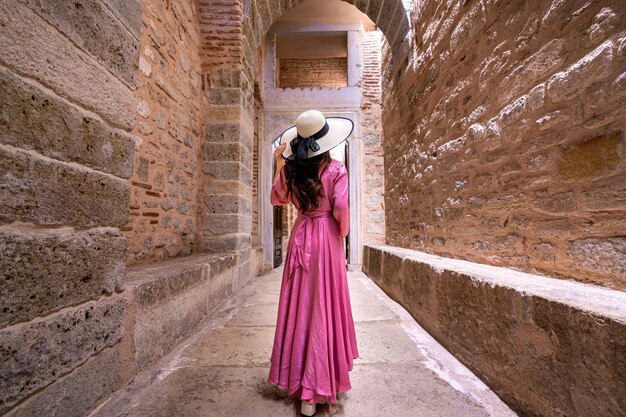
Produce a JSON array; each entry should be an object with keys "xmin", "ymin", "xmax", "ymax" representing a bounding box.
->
[{"xmin": 288, "ymin": 211, "xmax": 334, "ymax": 273}]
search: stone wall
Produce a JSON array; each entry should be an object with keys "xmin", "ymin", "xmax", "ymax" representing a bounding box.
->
[
  {"xmin": 363, "ymin": 245, "xmax": 626, "ymax": 417},
  {"xmin": 0, "ymin": 0, "xmax": 141, "ymax": 414},
  {"xmin": 361, "ymin": 30, "xmax": 385, "ymax": 244},
  {"xmin": 382, "ymin": 0, "xmax": 626, "ymax": 290},
  {"xmin": 278, "ymin": 57, "xmax": 348, "ymax": 88},
  {"xmin": 123, "ymin": 0, "xmax": 205, "ymax": 265}
]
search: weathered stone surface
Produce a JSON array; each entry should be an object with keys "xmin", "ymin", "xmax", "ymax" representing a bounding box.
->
[
  {"xmin": 533, "ymin": 191, "xmax": 576, "ymax": 213},
  {"xmin": 0, "ymin": 225, "xmax": 126, "ymax": 327},
  {"xmin": 101, "ymin": 0, "xmax": 142, "ymax": 39},
  {"xmin": 127, "ymin": 253, "xmax": 238, "ymax": 369},
  {"xmin": 205, "ymin": 194, "xmax": 252, "ymax": 214},
  {"xmin": 558, "ymin": 131, "xmax": 622, "ymax": 180},
  {"xmin": 546, "ymin": 41, "xmax": 614, "ymax": 102},
  {"xmin": 4, "ymin": 346, "xmax": 127, "ymax": 417},
  {"xmin": 202, "ymin": 213, "xmax": 252, "ymax": 234},
  {"xmin": 449, "ymin": 0, "xmax": 486, "ymax": 56},
  {"xmin": 0, "ymin": 2, "xmax": 136, "ymax": 129},
  {"xmin": 363, "ymin": 245, "xmax": 626, "ymax": 417},
  {"xmin": 568, "ymin": 237, "xmax": 626, "ymax": 275},
  {"xmin": 499, "ymin": 38, "xmax": 566, "ymax": 103},
  {"xmin": 202, "ymin": 233, "xmax": 251, "ymax": 252},
  {"xmin": 0, "ymin": 67, "xmax": 135, "ymax": 179},
  {"xmin": 207, "ymin": 88, "xmax": 243, "ymax": 105},
  {"xmin": 382, "ymin": 0, "xmax": 626, "ymax": 290},
  {"xmin": 580, "ymin": 176, "xmax": 626, "ymax": 210},
  {"xmin": 20, "ymin": 0, "xmax": 140, "ymax": 88},
  {"xmin": 205, "ymin": 122, "xmax": 244, "ymax": 143},
  {"xmin": 0, "ymin": 144, "xmax": 130, "ymax": 227},
  {"xmin": 203, "ymin": 142, "xmax": 246, "ymax": 163},
  {"xmin": 202, "ymin": 161, "xmax": 252, "ymax": 184},
  {"xmin": 0, "ymin": 296, "xmax": 125, "ymax": 412}
]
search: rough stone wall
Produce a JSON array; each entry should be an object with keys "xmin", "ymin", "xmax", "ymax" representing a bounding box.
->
[
  {"xmin": 123, "ymin": 0, "xmax": 205, "ymax": 265},
  {"xmin": 383, "ymin": 0, "xmax": 626, "ymax": 290},
  {"xmin": 278, "ymin": 57, "xmax": 348, "ymax": 88},
  {"xmin": 361, "ymin": 30, "xmax": 385, "ymax": 244},
  {"xmin": 0, "ymin": 0, "xmax": 141, "ymax": 414}
]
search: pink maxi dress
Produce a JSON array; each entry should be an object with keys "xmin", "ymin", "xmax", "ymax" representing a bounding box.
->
[{"xmin": 267, "ymin": 158, "xmax": 359, "ymax": 404}]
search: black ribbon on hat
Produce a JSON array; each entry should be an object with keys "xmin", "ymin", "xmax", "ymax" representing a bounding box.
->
[{"xmin": 290, "ymin": 121, "xmax": 329, "ymax": 161}]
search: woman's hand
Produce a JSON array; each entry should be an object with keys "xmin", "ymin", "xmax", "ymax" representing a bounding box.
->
[{"xmin": 274, "ymin": 143, "xmax": 287, "ymax": 169}]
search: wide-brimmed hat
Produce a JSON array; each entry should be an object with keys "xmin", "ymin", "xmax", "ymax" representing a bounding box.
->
[{"xmin": 277, "ymin": 110, "xmax": 354, "ymax": 160}]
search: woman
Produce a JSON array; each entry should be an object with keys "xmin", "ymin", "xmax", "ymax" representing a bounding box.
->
[{"xmin": 266, "ymin": 110, "xmax": 359, "ymax": 416}]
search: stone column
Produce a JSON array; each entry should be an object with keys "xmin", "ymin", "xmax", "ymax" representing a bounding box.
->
[{"xmin": 201, "ymin": 68, "xmax": 256, "ymax": 288}]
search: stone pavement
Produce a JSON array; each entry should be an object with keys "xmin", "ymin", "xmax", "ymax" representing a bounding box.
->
[{"xmin": 90, "ymin": 267, "xmax": 518, "ymax": 417}]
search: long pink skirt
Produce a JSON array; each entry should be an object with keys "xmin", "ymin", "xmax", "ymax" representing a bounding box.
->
[{"xmin": 267, "ymin": 211, "xmax": 359, "ymax": 404}]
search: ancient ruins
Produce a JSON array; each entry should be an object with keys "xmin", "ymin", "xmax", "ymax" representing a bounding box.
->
[{"xmin": 1, "ymin": 0, "xmax": 624, "ymax": 416}]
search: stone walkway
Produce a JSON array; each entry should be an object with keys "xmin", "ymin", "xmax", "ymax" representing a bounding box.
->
[{"xmin": 90, "ymin": 267, "xmax": 517, "ymax": 417}]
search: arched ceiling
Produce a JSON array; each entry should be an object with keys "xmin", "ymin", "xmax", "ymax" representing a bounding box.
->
[{"xmin": 273, "ymin": 0, "xmax": 376, "ymax": 31}]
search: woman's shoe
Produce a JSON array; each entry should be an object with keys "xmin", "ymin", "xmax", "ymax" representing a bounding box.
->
[{"xmin": 300, "ymin": 400, "xmax": 316, "ymax": 416}]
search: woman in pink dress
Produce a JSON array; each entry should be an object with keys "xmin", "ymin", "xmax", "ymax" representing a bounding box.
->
[{"xmin": 266, "ymin": 110, "xmax": 359, "ymax": 416}]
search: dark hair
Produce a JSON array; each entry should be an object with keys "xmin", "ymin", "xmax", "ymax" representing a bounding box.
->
[{"xmin": 284, "ymin": 151, "xmax": 332, "ymax": 213}]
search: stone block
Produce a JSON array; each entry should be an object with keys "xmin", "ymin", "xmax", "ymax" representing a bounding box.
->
[
  {"xmin": 533, "ymin": 191, "xmax": 576, "ymax": 213},
  {"xmin": 4, "ymin": 346, "xmax": 127, "ymax": 417},
  {"xmin": 362, "ymin": 244, "xmax": 370, "ymax": 275},
  {"xmin": 558, "ymin": 131, "xmax": 622, "ymax": 180},
  {"xmin": 0, "ymin": 2, "xmax": 136, "ymax": 129},
  {"xmin": 0, "ymin": 225, "xmax": 126, "ymax": 327},
  {"xmin": 205, "ymin": 122, "xmax": 244, "ymax": 143},
  {"xmin": 202, "ymin": 161, "xmax": 252, "ymax": 185},
  {"xmin": 377, "ymin": 0, "xmax": 399, "ymax": 38},
  {"xmin": 203, "ymin": 142, "xmax": 245, "ymax": 163},
  {"xmin": 207, "ymin": 88, "xmax": 243, "ymax": 105},
  {"xmin": 499, "ymin": 39, "xmax": 565, "ymax": 104},
  {"xmin": 366, "ymin": 0, "xmax": 384, "ymax": 23},
  {"xmin": 202, "ymin": 213, "xmax": 252, "ymax": 234},
  {"xmin": 20, "ymin": 0, "xmax": 140, "ymax": 88},
  {"xmin": 363, "ymin": 245, "xmax": 626, "ymax": 417},
  {"xmin": 449, "ymin": 0, "xmax": 486, "ymax": 56},
  {"xmin": 101, "ymin": 0, "xmax": 142, "ymax": 38},
  {"xmin": 0, "ymin": 67, "xmax": 135, "ymax": 179},
  {"xmin": 546, "ymin": 41, "xmax": 613, "ymax": 102},
  {"xmin": 255, "ymin": 0, "xmax": 272, "ymax": 34},
  {"xmin": 204, "ymin": 194, "xmax": 252, "ymax": 215},
  {"xmin": 202, "ymin": 233, "xmax": 251, "ymax": 252},
  {"xmin": 568, "ymin": 237, "xmax": 626, "ymax": 275},
  {"xmin": 0, "ymin": 144, "xmax": 130, "ymax": 227},
  {"xmin": 368, "ymin": 246, "xmax": 382, "ymax": 280},
  {"xmin": 580, "ymin": 176, "xmax": 626, "ymax": 210},
  {"xmin": 127, "ymin": 253, "xmax": 238, "ymax": 369},
  {"xmin": 0, "ymin": 296, "xmax": 125, "ymax": 412}
]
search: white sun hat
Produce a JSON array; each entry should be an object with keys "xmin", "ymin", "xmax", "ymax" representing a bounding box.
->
[{"xmin": 277, "ymin": 110, "xmax": 354, "ymax": 160}]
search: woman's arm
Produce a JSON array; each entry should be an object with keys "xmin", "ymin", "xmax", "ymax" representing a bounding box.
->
[
  {"xmin": 332, "ymin": 163, "xmax": 350, "ymax": 238},
  {"xmin": 270, "ymin": 144, "xmax": 289, "ymax": 206}
]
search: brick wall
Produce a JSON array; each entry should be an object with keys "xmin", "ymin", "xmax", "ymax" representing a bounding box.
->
[
  {"xmin": 123, "ymin": 0, "xmax": 205, "ymax": 265},
  {"xmin": 382, "ymin": 0, "xmax": 626, "ymax": 290},
  {"xmin": 278, "ymin": 57, "xmax": 348, "ymax": 88},
  {"xmin": 361, "ymin": 30, "xmax": 385, "ymax": 244}
]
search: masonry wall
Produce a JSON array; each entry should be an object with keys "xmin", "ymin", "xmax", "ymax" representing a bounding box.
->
[
  {"xmin": 278, "ymin": 57, "xmax": 348, "ymax": 88},
  {"xmin": 361, "ymin": 30, "xmax": 385, "ymax": 244},
  {"xmin": 382, "ymin": 0, "xmax": 626, "ymax": 290},
  {"xmin": 0, "ymin": 0, "xmax": 141, "ymax": 414},
  {"xmin": 123, "ymin": 0, "xmax": 205, "ymax": 265}
]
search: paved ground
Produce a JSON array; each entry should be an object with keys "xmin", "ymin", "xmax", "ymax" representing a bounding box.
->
[{"xmin": 90, "ymin": 267, "xmax": 517, "ymax": 417}]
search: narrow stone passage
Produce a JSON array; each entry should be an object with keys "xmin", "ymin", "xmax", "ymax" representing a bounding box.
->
[{"xmin": 90, "ymin": 268, "xmax": 517, "ymax": 417}]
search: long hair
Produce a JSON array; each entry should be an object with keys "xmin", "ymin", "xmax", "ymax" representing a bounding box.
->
[{"xmin": 284, "ymin": 151, "xmax": 332, "ymax": 213}]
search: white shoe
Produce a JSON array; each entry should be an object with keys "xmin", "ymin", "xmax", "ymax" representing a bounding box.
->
[{"xmin": 300, "ymin": 401, "xmax": 316, "ymax": 416}]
